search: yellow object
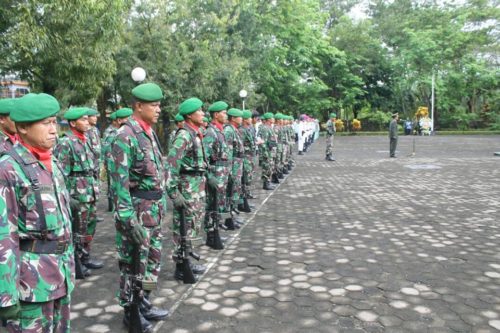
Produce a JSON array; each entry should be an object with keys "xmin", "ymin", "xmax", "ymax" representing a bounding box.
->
[
  {"xmin": 416, "ymin": 106, "xmax": 428, "ymax": 118},
  {"xmin": 352, "ymin": 119, "xmax": 361, "ymax": 131},
  {"xmin": 335, "ymin": 119, "xmax": 344, "ymax": 132}
]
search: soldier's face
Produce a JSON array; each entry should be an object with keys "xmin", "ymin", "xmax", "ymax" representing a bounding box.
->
[
  {"xmin": 88, "ymin": 115, "xmax": 98, "ymax": 126},
  {"xmin": 136, "ymin": 101, "xmax": 161, "ymax": 125},
  {"xmin": 232, "ymin": 116, "xmax": 243, "ymax": 126},
  {"xmin": 0, "ymin": 115, "xmax": 17, "ymax": 135},
  {"xmin": 187, "ymin": 109, "xmax": 204, "ymax": 126},
  {"xmin": 213, "ymin": 110, "xmax": 227, "ymax": 124},
  {"xmin": 71, "ymin": 116, "xmax": 90, "ymax": 133},
  {"xmin": 177, "ymin": 121, "xmax": 185, "ymax": 128},
  {"xmin": 18, "ymin": 117, "xmax": 58, "ymax": 150}
]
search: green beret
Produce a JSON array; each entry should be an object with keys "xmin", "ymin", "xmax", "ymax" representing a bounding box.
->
[
  {"xmin": 275, "ymin": 113, "xmax": 284, "ymax": 120},
  {"xmin": 132, "ymin": 83, "xmax": 163, "ymax": 102},
  {"xmin": 116, "ymin": 107, "xmax": 133, "ymax": 118},
  {"xmin": 179, "ymin": 97, "xmax": 203, "ymax": 116},
  {"xmin": 227, "ymin": 108, "xmax": 243, "ymax": 117},
  {"xmin": 64, "ymin": 107, "xmax": 89, "ymax": 120},
  {"xmin": 242, "ymin": 110, "xmax": 252, "ymax": 119},
  {"xmin": 262, "ymin": 112, "xmax": 274, "ymax": 120},
  {"xmin": 0, "ymin": 98, "xmax": 16, "ymax": 115},
  {"xmin": 174, "ymin": 113, "xmax": 184, "ymax": 122},
  {"xmin": 86, "ymin": 108, "xmax": 99, "ymax": 116},
  {"xmin": 11, "ymin": 93, "xmax": 60, "ymax": 122},
  {"xmin": 208, "ymin": 101, "xmax": 228, "ymax": 113},
  {"xmin": 109, "ymin": 112, "xmax": 117, "ymax": 120},
  {"xmin": 330, "ymin": 113, "xmax": 337, "ymax": 118}
]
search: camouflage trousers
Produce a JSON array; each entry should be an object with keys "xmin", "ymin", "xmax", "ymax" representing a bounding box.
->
[
  {"xmin": 172, "ymin": 175, "xmax": 206, "ymax": 260},
  {"xmin": 75, "ymin": 201, "xmax": 97, "ymax": 253},
  {"xmin": 205, "ymin": 164, "xmax": 229, "ymax": 232},
  {"xmin": 274, "ymin": 146, "xmax": 283, "ymax": 174},
  {"xmin": 5, "ymin": 294, "xmax": 71, "ymax": 333},
  {"xmin": 242, "ymin": 154, "xmax": 255, "ymax": 188},
  {"xmin": 260, "ymin": 151, "xmax": 274, "ymax": 182},
  {"xmin": 115, "ymin": 224, "xmax": 163, "ymax": 307},
  {"xmin": 227, "ymin": 157, "xmax": 243, "ymax": 207},
  {"xmin": 325, "ymin": 134, "xmax": 334, "ymax": 157}
]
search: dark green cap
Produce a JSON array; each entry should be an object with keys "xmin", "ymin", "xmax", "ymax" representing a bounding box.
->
[
  {"xmin": 64, "ymin": 107, "xmax": 89, "ymax": 120},
  {"xmin": 109, "ymin": 111, "xmax": 117, "ymax": 120},
  {"xmin": 116, "ymin": 107, "xmax": 133, "ymax": 118},
  {"xmin": 227, "ymin": 108, "xmax": 243, "ymax": 117},
  {"xmin": 11, "ymin": 93, "xmax": 60, "ymax": 122},
  {"xmin": 174, "ymin": 113, "xmax": 184, "ymax": 122},
  {"xmin": 179, "ymin": 97, "xmax": 203, "ymax": 115},
  {"xmin": 242, "ymin": 110, "xmax": 252, "ymax": 119},
  {"xmin": 132, "ymin": 83, "xmax": 163, "ymax": 102},
  {"xmin": 262, "ymin": 112, "xmax": 274, "ymax": 120},
  {"xmin": 0, "ymin": 98, "xmax": 16, "ymax": 115},
  {"xmin": 86, "ymin": 108, "xmax": 99, "ymax": 116},
  {"xmin": 330, "ymin": 113, "xmax": 337, "ymax": 118},
  {"xmin": 208, "ymin": 101, "xmax": 228, "ymax": 112}
]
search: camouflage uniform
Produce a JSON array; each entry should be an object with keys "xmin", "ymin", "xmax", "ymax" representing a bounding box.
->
[
  {"xmin": 203, "ymin": 123, "xmax": 230, "ymax": 220},
  {"xmin": 0, "ymin": 130, "xmax": 16, "ymax": 155},
  {"xmin": 166, "ymin": 123, "xmax": 207, "ymax": 252},
  {"xmin": 258, "ymin": 123, "xmax": 277, "ymax": 183},
  {"xmin": 240, "ymin": 124, "xmax": 256, "ymax": 195},
  {"xmin": 325, "ymin": 119, "xmax": 336, "ymax": 158},
  {"xmin": 53, "ymin": 131, "xmax": 98, "ymax": 254},
  {"xmin": 102, "ymin": 125, "xmax": 119, "ymax": 210},
  {"xmin": 0, "ymin": 143, "xmax": 75, "ymax": 332},
  {"xmin": 109, "ymin": 117, "xmax": 166, "ymax": 306},
  {"xmin": 224, "ymin": 123, "xmax": 244, "ymax": 208},
  {"xmin": 86, "ymin": 126, "xmax": 101, "ymax": 178},
  {"xmin": 277, "ymin": 124, "xmax": 289, "ymax": 174}
]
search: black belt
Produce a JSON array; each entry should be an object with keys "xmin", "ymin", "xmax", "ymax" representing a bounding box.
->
[
  {"xmin": 180, "ymin": 170, "xmax": 205, "ymax": 176},
  {"xmin": 130, "ymin": 189, "xmax": 163, "ymax": 200},
  {"xmin": 20, "ymin": 239, "xmax": 70, "ymax": 254},
  {"xmin": 210, "ymin": 161, "xmax": 229, "ymax": 166},
  {"xmin": 70, "ymin": 170, "xmax": 94, "ymax": 177}
]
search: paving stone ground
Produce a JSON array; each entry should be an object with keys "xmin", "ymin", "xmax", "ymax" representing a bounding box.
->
[{"xmin": 71, "ymin": 135, "xmax": 500, "ymax": 333}]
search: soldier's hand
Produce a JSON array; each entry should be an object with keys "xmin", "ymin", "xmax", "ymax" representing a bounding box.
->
[
  {"xmin": 173, "ymin": 195, "xmax": 187, "ymax": 210},
  {"xmin": 0, "ymin": 302, "xmax": 21, "ymax": 320},
  {"xmin": 129, "ymin": 224, "xmax": 147, "ymax": 245}
]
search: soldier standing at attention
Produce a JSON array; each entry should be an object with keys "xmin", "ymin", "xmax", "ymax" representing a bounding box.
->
[
  {"xmin": 325, "ymin": 113, "xmax": 336, "ymax": 161},
  {"xmin": 167, "ymin": 97, "xmax": 208, "ymax": 281},
  {"xmin": 203, "ymin": 101, "xmax": 230, "ymax": 238},
  {"xmin": 169, "ymin": 114, "xmax": 185, "ymax": 148},
  {"xmin": 53, "ymin": 107, "xmax": 104, "ymax": 276},
  {"xmin": 0, "ymin": 98, "xmax": 18, "ymax": 154},
  {"xmin": 109, "ymin": 83, "xmax": 169, "ymax": 331},
  {"xmin": 389, "ymin": 112, "xmax": 399, "ymax": 158},
  {"xmin": 240, "ymin": 109, "xmax": 256, "ymax": 205},
  {"xmin": 258, "ymin": 112, "xmax": 277, "ymax": 190},
  {"xmin": 0, "ymin": 93, "xmax": 75, "ymax": 332},
  {"xmin": 224, "ymin": 108, "xmax": 245, "ymax": 216},
  {"xmin": 85, "ymin": 109, "xmax": 104, "ymax": 223}
]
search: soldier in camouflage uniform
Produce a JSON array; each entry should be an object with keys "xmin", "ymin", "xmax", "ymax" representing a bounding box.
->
[
  {"xmin": 53, "ymin": 107, "xmax": 104, "ymax": 275},
  {"xmin": 0, "ymin": 98, "xmax": 18, "ymax": 154},
  {"xmin": 325, "ymin": 113, "xmax": 336, "ymax": 161},
  {"xmin": 286, "ymin": 116, "xmax": 295, "ymax": 169},
  {"xmin": 258, "ymin": 112, "xmax": 277, "ymax": 190},
  {"xmin": 224, "ymin": 108, "xmax": 245, "ymax": 214},
  {"xmin": 102, "ymin": 108, "xmax": 133, "ymax": 212},
  {"xmin": 239, "ymin": 109, "xmax": 256, "ymax": 211},
  {"xmin": 86, "ymin": 109, "xmax": 103, "ymax": 222},
  {"xmin": 0, "ymin": 93, "xmax": 75, "ymax": 332},
  {"xmin": 167, "ymin": 97, "xmax": 208, "ymax": 281},
  {"xmin": 168, "ymin": 113, "xmax": 184, "ymax": 148},
  {"xmin": 109, "ymin": 83, "xmax": 169, "ymax": 331},
  {"xmin": 203, "ymin": 101, "xmax": 230, "ymax": 234}
]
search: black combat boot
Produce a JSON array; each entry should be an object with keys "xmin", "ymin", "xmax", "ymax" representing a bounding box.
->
[
  {"xmin": 282, "ymin": 167, "xmax": 289, "ymax": 174},
  {"xmin": 123, "ymin": 307, "xmax": 153, "ymax": 333},
  {"xmin": 174, "ymin": 263, "xmax": 198, "ymax": 282},
  {"xmin": 271, "ymin": 173, "xmax": 280, "ymax": 184},
  {"xmin": 140, "ymin": 297, "xmax": 169, "ymax": 321},
  {"xmin": 82, "ymin": 253, "xmax": 104, "ymax": 269},
  {"xmin": 263, "ymin": 181, "xmax": 275, "ymax": 190},
  {"xmin": 277, "ymin": 171, "xmax": 284, "ymax": 179}
]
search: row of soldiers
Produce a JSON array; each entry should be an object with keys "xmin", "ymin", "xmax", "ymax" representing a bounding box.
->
[{"xmin": 0, "ymin": 82, "xmax": 299, "ymax": 333}]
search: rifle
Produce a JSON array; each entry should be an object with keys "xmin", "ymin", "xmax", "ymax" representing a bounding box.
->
[
  {"xmin": 176, "ymin": 207, "xmax": 200, "ymax": 284},
  {"xmin": 128, "ymin": 245, "xmax": 143, "ymax": 333},
  {"xmin": 205, "ymin": 185, "xmax": 224, "ymax": 250},
  {"xmin": 72, "ymin": 208, "xmax": 88, "ymax": 280},
  {"xmin": 224, "ymin": 177, "xmax": 237, "ymax": 230},
  {"xmin": 240, "ymin": 169, "xmax": 251, "ymax": 213}
]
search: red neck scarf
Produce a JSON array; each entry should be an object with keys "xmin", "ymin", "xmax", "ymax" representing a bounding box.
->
[
  {"xmin": 185, "ymin": 122, "xmax": 203, "ymax": 139},
  {"xmin": 19, "ymin": 138, "xmax": 52, "ymax": 172},
  {"xmin": 4, "ymin": 131, "xmax": 19, "ymax": 144},
  {"xmin": 211, "ymin": 120, "xmax": 224, "ymax": 132},
  {"xmin": 133, "ymin": 115, "xmax": 152, "ymax": 137},
  {"xmin": 70, "ymin": 128, "xmax": 86, "ymax": 143}
]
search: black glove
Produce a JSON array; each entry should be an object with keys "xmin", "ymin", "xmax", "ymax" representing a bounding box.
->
[
  {"xmin": 129, "ymin": 224, "xmax": 147, "ymax": 245},
  {"xmin": 0, "ymin": 302, "xmax": 21, "ymax": 320}
]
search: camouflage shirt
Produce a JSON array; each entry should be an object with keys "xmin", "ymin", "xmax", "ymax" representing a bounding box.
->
[
  {"xmin": 203, "ymin": 123, "xmax": 229, "ymax": 164},
  {"xmin": 166, "ymin": 123, "xmax": 207, "ymax": 199},
  {"xmin": 110, "ymin": 117, "xmax": 166, "ymax": 229},
  {"xmin": 224, "ymin": 124, "xmax": 244, "ymax": 161},
  {"xmin": 102, "ymin": 125, "xmax": 118, "ymax": 167},
  {"xmin": 0, "ymin": 130, "xmax": 16, "ymax": 155},
  {"xmin": 0, "ymin": 143, "xmax": 75, "ymax": 306},
  {"xmin": 258, "ymin": 124, "xmax": 277, "ymax": 156},
  {"xmin": 53, "ymin": 131, "xmax": 98, "ymax": 202},
  {"xmin": 86, "ymin": 126, "xmax": 101, "ymax": 174},
  {"xmin": 240, "ymin": 125, "xmax": 256, "ymax": 156}
]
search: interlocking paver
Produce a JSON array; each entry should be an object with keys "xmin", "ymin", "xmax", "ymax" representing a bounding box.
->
[{"xmin": 70, "ymin": 135, "xmax": 500, "ymax": 332}]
